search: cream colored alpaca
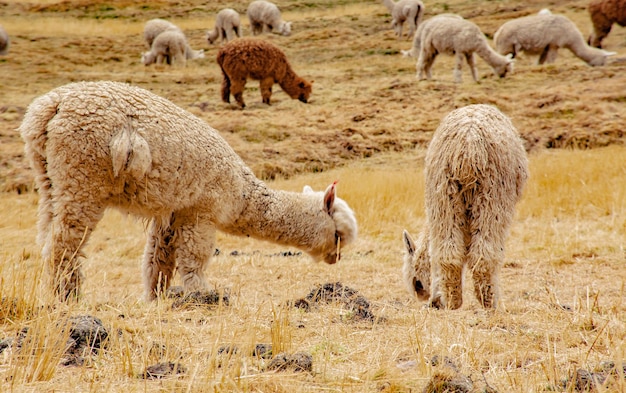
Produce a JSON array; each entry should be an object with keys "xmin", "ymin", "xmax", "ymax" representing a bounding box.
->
[
  {"xmin": 19, "ymin": 81, "xmax": 357, "ymax": 301},
  {"xmin": 403, "ymin": 105, "xmax": 528, "ymax": 309},
  {"xmin": 416, "ymin": 15, "xmax": 514, "ymax": 83},
  {"xmin": 494, "ymin": 13, "xmax": 615, "ymax": 66},
  {"xmin": 381, "ymin": 0, "xmax": 425, "ymax": 40}
]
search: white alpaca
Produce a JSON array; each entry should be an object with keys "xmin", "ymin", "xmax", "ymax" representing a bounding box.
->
[
  {"xmin": 247, "ymin": 0, "xmax": 292, "ymax": 36},
  {"xmin": 143, "ymin": 18, "xmax": 205, "ymax": 60},
  {"xmin": 381, "ymin": 0, "xmax": 425, "ymax": 40},
  {"xmin": 416, "ymin": 15, "xmax": 514, "ymax": 83},
  {"xmin": 142, "ymin": 29, "xmax": 189, "ymax": 66},
  {"xmin": 401, "ymin": 14, "xmax": 462, "ymax": 58},
  {"xmin": 493, "ymin": 13, "xmax": 615, "ymax": 66},
  {"xmin": 207, "ymin": 8, "xmax": 242, "ymax": 44},
  {"xmin": 403, "ymin": 104, "xmax": 528, "ymax": 309},
  {"xmin": 0, "ymin": 24, "xmax": 9, "ymax": 56},
  {"xmin": 19, "ymin": 81, "xmax": 357, "ymax": 301}
]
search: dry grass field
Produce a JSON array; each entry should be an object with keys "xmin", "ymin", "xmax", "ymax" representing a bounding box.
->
[{"xmin": 0, "ymin": 0, "xmax": 625, "ymax": 392}]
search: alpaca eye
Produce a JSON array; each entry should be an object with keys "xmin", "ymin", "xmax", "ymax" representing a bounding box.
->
[
  {"xmin": 334, "ymin": 233, "xmax": 339, "ymax": 245},
  {"xmin": 414, "ymin": 279, "xmax": 423, "ymax": 292}
]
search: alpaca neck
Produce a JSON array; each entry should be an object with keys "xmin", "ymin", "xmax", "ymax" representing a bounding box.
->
[
  {"xmin": 566, "ymin": 38, "xmax": 605, "ymax": 65},
  {"xmin": 382, "ymin": 0, "xmax": 396, "ymax": 13},
  {"xmin": 223, "ymin": 179, "xmax": 332, "ymax": 251},
  {"xmin": 278, "ymin": 68, "xmax": 303, "ymax": 98},
  {"xmin": 475, "ymin": 41, "xmax": 509, "ymax": 68}
]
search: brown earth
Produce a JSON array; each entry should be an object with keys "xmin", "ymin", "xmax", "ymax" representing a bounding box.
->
[{"xmin": 0, "ymin": 0, "xmax": 625, "ymax": 192}]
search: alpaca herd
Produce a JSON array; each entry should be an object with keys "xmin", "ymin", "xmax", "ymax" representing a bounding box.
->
[{"xmin": 12, "ymin": 1, "xmax": 623, "ymax": 308}]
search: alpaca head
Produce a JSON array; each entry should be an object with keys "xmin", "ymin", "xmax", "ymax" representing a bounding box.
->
[
  {"xmin": 494, "ymin": 53, "xmax": 514, "ymax": 78},
  {"xmin": 402, "ymin": 229, "xmax": 431, "ymax": 301},
  {"xmin": 141, "ymin": 51, "xmax": 155, "ymax": 65},
  {"xmin": 280, "ymin": 21, "xmax": 292, "ymax": 36},
  {"xmin": 587, "ymin": 49, "xmax": 616, "ymax": 66},
  {"xmin": 293, "ymin": 78, "xmax": 313, "ymax": 103},
  {"xmin": 303, "ymin": 182, "xmax": 357, "ymax": 265}
]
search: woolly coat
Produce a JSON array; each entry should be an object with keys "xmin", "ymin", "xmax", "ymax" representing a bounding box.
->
[
  {"xmin": 417, "ymin": 16, "xmax": 513, "ymax": 83},
  {"xmin": 402, "ymin": 14, "xmax": 462, "ymax": 57},
  {"xmin": 0, "ymin": 24, "xmax": 8, "ymax": 55},
  {"xmin": 217, "ymin": 38, "xmax": 312, "ymax": 108},
  {"xmin": 494, "ymin": 14, "xmax": 613, "ymax": 66},
  {"xmin": 143, "ymin": 18, "xmax": 204, "ymax": 60},
  {"xmin": 142, "ymin": 29, "xmax": 188, "ymax": 66},
  {"xmin": 207, "ymin": 8, "xmax": 241, "ymax": 44},
  {"xmin": 413, "ymin": 104, "xmax": 528, "ymax": 309},
  {"xmin": 19, "ymin": 81, "xmax": 355, "ymax": 300},
  {"xmin": 588, "ymin": 0, "xmax": 626, "ymax": 48},
  {"xmin": 247, "ymin": 0, "xmax": 291, "ymax": 36}
]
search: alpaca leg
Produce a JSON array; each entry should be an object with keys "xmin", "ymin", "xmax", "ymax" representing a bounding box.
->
[
  {"xmin": 172, "ymin": 211, "xmax": 215, "ymax": 294},
  {"xmin": 46, "ymin": 196, "xmax": 104, "ymax": 300},
  {"xmin": 221, "ymin": 72, "xmax": 231, "ymax": 103},
  {"xmin": 417, "ymin": 52, "xmax": 435, "ymax": 80},
  {"xmin": 231, "ymin": 78, "xmax": 247, "ymax": 108},
  {"xmin": 468, "ymin": 236, "xmax": 503, "ymax": 309},
  {"xmin": 427, "ymin": 196, "xmax": 467, "ymax": 309},
  {"xmin": 260, "ymin": 77, "xmax": 274, "ymax": 105},
  {"xmin": 465, "ymin": 53, "xmax": 478, "ymax": 82},
  {"xmin": 544, "ymin": 46, "xmax": 558, "ymax": 64},
  {"xmin": 142, "ymin": 215, "xmax": 178, "ymax": 300},
  {"xmin": 453, "ymin": 53, "xmax": 464, "ymax": 83}
]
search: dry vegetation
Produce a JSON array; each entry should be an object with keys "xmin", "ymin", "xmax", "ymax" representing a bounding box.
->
[{"xmin": 0, "ymin": 0, "xmax": 625, "ymax": 392}]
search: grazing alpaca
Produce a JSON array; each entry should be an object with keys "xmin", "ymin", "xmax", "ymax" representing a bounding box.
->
[
  {"xmin": 247, "ymin": 0, "xmax": 292, "ymax": 36},
  {"xmin": 207, "ymin": 8, "xmax": 242, "ymax": 44},
  {"xmin": 588, "ymin": 0, "xmax": 626, "ymax": 48},
  {"xmin": 380, "ymin": 0, "xmax": 425, "ymax": 40},
  {"xmin": 403, "ymin": 105, "xmax": 528, "ymax": 309},
  {"xmin": 141, "ymin": 29, "xmax": 188, "ymax": 66},
  {"xmin": 416, "ymin": 15, "xmax": 514, "ymax": 83},
  {"xmin": 143, "ymin": 18, "xmax": 204, "ymax": 60},
  {"xmin": 19, "ymin": 81, "xmax": 356, "ymax": 301},
  {"xmin": 494, "ymin": 13, "xmax": 615, "ymax": 66},
  {"xmin": 217, "ymin": 38, "xmax": 312, "ymax": 108}
]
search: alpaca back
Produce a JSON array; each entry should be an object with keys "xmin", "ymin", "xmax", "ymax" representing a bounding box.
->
[
  {"xmin": 425, "ymin": 105, "xmax": 528, "ymax": 225},
  {"xmin": 217, "ymin": 38, "xmax": 290, "ymax": 80},
  {"xmin": 19, "ymin": 81, "xmax": 250, "ymax": 222}
]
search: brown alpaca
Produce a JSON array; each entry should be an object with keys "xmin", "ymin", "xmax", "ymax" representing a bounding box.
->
[
  {"xmin": 588, "ymin": 0, "xmax": 626, "ymax": 48},
  {"xmin": 217, "ymin": 38, "xmax": 312, "ymax": 108}
]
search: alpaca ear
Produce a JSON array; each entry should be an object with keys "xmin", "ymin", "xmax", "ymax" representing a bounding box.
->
[
  {"xmin": 602, "ymin": 50, "xmax": 617, "ymax": 57},
  {"xmin": 303, "ymin": 185, "xmax": 314, "ymax": 194},
  {"xmin": 403, "ymin": 230, "xmax": 416, "ymax": 256},
  {"xmin": 323, "ymin": 181, "xmax": 337, "ymax": 213}
]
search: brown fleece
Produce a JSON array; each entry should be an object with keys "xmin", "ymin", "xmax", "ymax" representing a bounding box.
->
[{"xmin": 217, "ymin": 38, "xmax": 312, "ymax": 108}]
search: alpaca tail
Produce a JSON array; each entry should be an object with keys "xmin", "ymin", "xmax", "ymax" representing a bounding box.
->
[
  {"xmin": 217, "ymin": 51, "xmax": 231, "ymax": 103},
  {"xmin": 109, "ymin": 120, "xmax": 151, "ymax": 179},
  {"xmin": 18, "ymin": 90, "xmax": 64, "ymax": 246}
]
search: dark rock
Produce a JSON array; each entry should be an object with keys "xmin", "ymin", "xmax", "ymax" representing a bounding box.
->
[
  {"xmin": 140, "ymin": 362, "xmax": 187, "ymax": 379},
  {"xmin": 266, "ymin": 351, "xmax": 313, "ymax": 372}
]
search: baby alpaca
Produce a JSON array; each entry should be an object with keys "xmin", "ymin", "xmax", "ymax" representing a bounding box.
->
[
  {"xmin": 19, "ymin": 81, "xmax": 356, "ymax": 301},
  {"xmin": 417, "ymin": 15, "xmax": 513, "ymax": 83},
  {"xmin": 381, "ymin": 0, "xmax": 425, "ymax": 40},
  {"xmin": 142, "ymin": 29, "xmax": 188, "ymax": 66},
  {"xmin": 588, "ymin": 0, "xmax": 626, "ymax": 48},
  {"xmin": 403, "ymin": 104, "xmax": 529, "ymax": 309},
  {"xmin": 217, "ymin": 38, "xmax": 312, "ymax": 108},
  {"xmin": 247, "ymin": 0, "xmax": 292, "ymax": 36},
  {"xmin": 0, "ymin": 24, "xmax": 8, "ymax": 55},
  {"xmin": 207, "ymin": 8, "xmax": 242, "ymax": 44},
  {"xmin": 143, "ymin": 18, "xmax": 205, "ymax": 60},
  {"xmin": 494, "ymin": 13, "xmax": 615, "ymax": 66}
]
